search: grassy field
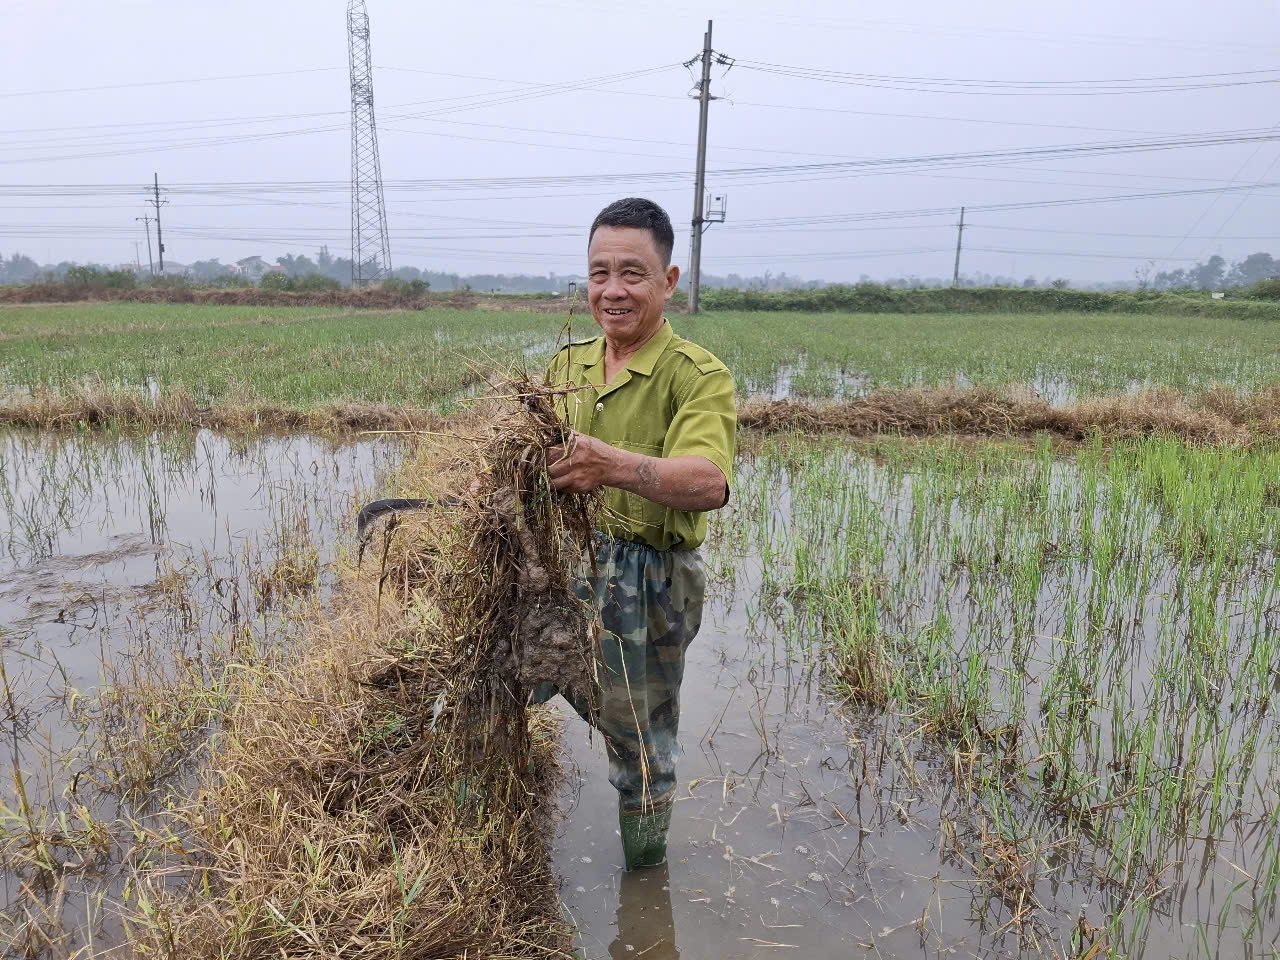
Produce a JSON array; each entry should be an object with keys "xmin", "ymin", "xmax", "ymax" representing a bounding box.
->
[{"xmin": 4, "ymin": 302, "xmax": 1280, "ymax": 408}]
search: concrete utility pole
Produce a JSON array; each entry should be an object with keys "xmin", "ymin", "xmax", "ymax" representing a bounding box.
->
[
  {"xmin": 148, "ymin": 174, "xmax": 167, "ymax": 273},
  {"xmin": 136, "ymin": 215, "xmax": 155, "ymax": 276},
  {"xmin": 687, "ymin": 20, "xmax": 714, "ymax": 315},
  {"xmin": 952, "ymin": 206, "xmax": 966, "ymax": 288}
]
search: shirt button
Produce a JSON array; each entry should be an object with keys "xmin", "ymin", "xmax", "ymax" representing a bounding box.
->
[{"xmin": 595, "ymin": 402, "xmax": 604, "ymax": 412}]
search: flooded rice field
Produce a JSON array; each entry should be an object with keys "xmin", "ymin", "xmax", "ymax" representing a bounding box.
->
[
  {"xmin": 5, "ymin": 424, "xmax": 1280, "ymax": 958},
  {"xmin": 747, "ymin": 354, "xmax": 1167, "ymax": 408},
  {"xmin": 558, "ymin": 436, "xmax": 1280, "ymax": 958},
  {"xmin": 0, "ymin": 427, "xmax": 403, "ymax": 954}
]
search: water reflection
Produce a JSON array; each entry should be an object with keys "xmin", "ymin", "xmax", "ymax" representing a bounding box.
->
[{"xmin": 610, "ymin": 864, "xmax": 678, "ymax": 959}]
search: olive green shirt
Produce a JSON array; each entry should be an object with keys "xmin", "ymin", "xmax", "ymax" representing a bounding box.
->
[{"xmin": 546, "ymin": 320, "xmax": 735, "ymax": 551}]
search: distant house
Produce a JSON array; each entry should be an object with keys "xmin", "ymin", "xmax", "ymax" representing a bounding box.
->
[{"xmin": 235, "ymin": 255, "xmax": 270, "ymax": 282}]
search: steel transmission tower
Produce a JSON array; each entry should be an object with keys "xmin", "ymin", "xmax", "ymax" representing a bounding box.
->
[{"xmin": 347, "ymin": 0, "xmax": 392, "ymax": 286}]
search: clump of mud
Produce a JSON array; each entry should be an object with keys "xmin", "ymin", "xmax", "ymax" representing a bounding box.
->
[
  {"xmin": 488, "ymin": 482, "xmax": 595, "ymax": 699},
  {"xmin": 366, "ymin": 377, "xmax": 601, "ymax": 755}
]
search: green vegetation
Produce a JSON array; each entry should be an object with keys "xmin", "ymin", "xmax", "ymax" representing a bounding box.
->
[
  {"xmin": 708, "ymin": 434, "xmax": 1280, "ymax": 953},
  {"xmin": 5, "ymin": 302, "xmax": 1280, "ymax": 409},
  {"xmin": 1249, "ymin": 278, "xmax": 1280, "ymax": 300},
  {"xmin": 62, "ymin": 265, "xmax": 138, "ymax": 290},
  {"xmin": 258, "ymin": 271, "xmax": 343, "ymax": 293},
  {"xmin": 0, "ymin": 303, "xmax": 561, "ymax": 408},
  {"xmin": 699, "ymin": 282, "xmax": 1280, "ymax": 317},
  {"xmin": 6, "ymin": 289, "xmax": 1280, "ymax": 951}
]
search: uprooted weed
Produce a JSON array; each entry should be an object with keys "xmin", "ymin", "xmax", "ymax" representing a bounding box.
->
[{"xmin": 125, "ymin": 376, "xmax": 599, "ymax": 959}]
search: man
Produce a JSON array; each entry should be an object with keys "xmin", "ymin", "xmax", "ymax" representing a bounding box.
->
[{"xmin": 537, "ymin": 197, "xmax": 736, "ymax": 871}]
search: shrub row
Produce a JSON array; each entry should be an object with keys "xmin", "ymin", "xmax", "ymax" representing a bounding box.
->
[{"xmin": 698, "ymin": 283, "xmax": 1280, "ymax": 317}]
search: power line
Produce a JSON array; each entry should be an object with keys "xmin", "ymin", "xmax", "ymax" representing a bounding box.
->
[
  {"xmin": 718, "ymin": 9, "xmax": 1278, "ymax": 56},
  {"xmin": 0, "ymin": 77, "xmax": 1185, "ymax": 151},
  {"xmin": 1, "ymin": 67, "xmax": 343, "ymax": 99},
  {"xmin": 6, "ymin": 126, "xmax": 1277, "ymax": 198},
  {"xmin": 0, "ymin": 65, "xmax": 684, "ymax": 168},
  {"xmin": 1167, "ymin": 121, "xmax": 1280, "ymax": 261},
  {"xmin": 734, "ymin": 59, "xmax": 1280, "ymax": 95},
  {"xmin": 962, "ymin": 223, "xmax": 1280, "ymax": 242},
  {"xmin": 726, "ymin": 181, "xmax": 1280, "ymax": 230},
  {"xmin": 1206, "ymin": 144, "xmax": 1280, "ymax": 244},
  {"xmin": 969, "ymin": 246, "xmax": 1208, "ymax": 262},
  {"xmin": 0, "ymin": 63, "xmax": 676, "ymax": 142}
]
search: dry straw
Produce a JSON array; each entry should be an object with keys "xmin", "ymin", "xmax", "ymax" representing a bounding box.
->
[
  {"xmin": 7, "ymin": 383, "xmax": 1280, "ymax": 445},
  {"xmin": 126, "ymin": 375, "xmax": 598, "ymax": 959},
  {"xmin": 738, "ymin": 385, "xmax": 1280, "ymax": 445}
]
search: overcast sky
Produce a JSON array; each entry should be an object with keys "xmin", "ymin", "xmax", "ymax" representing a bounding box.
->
[{"xmin": 2, "ymin": 0, "xmax": 1278, "ymax": 283}]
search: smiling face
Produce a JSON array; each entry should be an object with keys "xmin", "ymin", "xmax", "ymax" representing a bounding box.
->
[{"xmin": 586, "ymin": 226, "xmax": 680, "ymax": 350}]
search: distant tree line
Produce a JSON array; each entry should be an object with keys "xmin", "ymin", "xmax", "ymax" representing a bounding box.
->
[
  {"xmin": 1142, "ymin": 253, "xmax": 1280, "ymax": 291},
  {"xmin": 2, "ymin": 247, "xmax": 1276, "ymax": 293}
]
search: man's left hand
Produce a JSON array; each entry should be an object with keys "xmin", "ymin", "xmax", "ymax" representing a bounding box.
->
[{"xmin": 546, "ymin": 432, "xmax": 618, "ymax": 493}]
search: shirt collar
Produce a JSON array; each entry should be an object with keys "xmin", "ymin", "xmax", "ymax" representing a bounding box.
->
[
  {"xmin": 567, "ymin": 335, "xmax": 605, "ymax": 370},
  {"xmin": 624, "ymin": 319, "xmax": 674, "ymax": 377},
  {"xmin": 573, "ymin": 318, "xmax": 674, "ymax": 384}
]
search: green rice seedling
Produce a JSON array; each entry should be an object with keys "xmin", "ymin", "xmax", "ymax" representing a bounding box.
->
[{"xmin": 711, "ymin": 429, "xmax": 1280, "ymax": 954}]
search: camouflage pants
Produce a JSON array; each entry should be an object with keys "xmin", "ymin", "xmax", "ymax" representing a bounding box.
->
[{"xmin": 532, "ymin": 536, "xmax": 705, "ymax": 814}]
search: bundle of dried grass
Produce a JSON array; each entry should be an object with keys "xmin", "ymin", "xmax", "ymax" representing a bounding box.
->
[
  {"xmin": 127, "ymin": 377, "xmax": 598, "ymax": 959},
  {"xmin": 738, "ymin": 386, "xmax": 1261, "ymax": 445},
  {"xmin": 737, "ymin": 388, "xmax": 1071, "ymax": 438},
  {"xmin": 365, "ymin": 374, "xmax": 601, "ymax": 759},
  {"xmin": 0, "ymin": 381, "xmax": 447, "ymax": 434},
  {"xmin": 11, "ymin": 382, "xmax": 1280, "ymax": 444}
]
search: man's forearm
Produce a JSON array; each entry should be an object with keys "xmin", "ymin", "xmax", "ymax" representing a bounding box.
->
[{"xmin": 605, "ymin": 448, "xmax": 727, "ymax": 512}]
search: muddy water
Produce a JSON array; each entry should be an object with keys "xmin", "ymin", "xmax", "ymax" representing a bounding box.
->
[
  {"xmin": 750, "ymin": 358, "xmax": 1156, "ymax": 407},
  {"xmin": 1, "ymin": 428, "xmax": 400, "ymax": 705},
  {"xmin": 0, "ymin": 428, "xmax": 404, "ymax": 952},
  {"xmin": 554, "ymin": 565, "xmax": 971, "ymax": 959}
]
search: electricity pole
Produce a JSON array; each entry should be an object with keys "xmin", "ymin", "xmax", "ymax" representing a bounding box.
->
[
  {"xmin": 952, "ymin": 206, "xmax": 966, "ymax": 288},
  {"xmin": 347, "ymin": 0, "xmax": 393, "ymax": 286},
  {"xmin": 688, "ymin": 20, "xmax": 714, "ymax": 315},
  {"xmin": 148, "ymin": 174, "xmax": 167, "ymax": 273},
  {"xmin": 136, "ymin": 215, "xmax": 155, "ymax": 276}
]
